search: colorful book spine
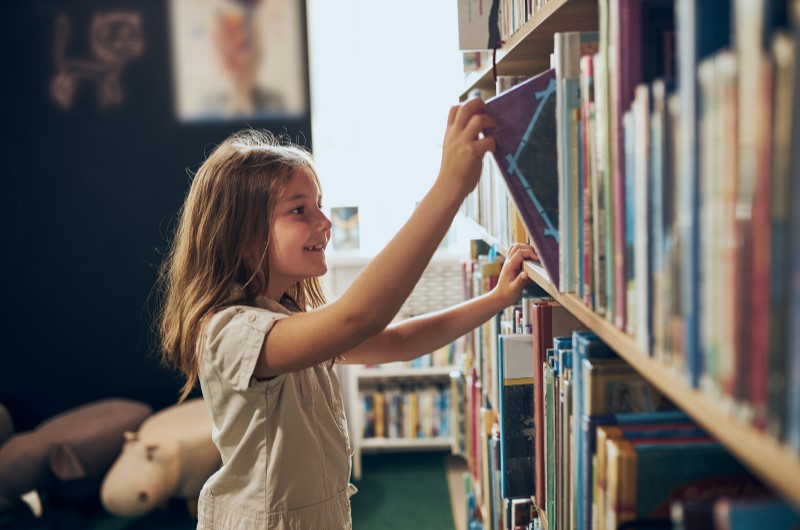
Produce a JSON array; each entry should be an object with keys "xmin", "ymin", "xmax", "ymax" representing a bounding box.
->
[
  {"xmin": 606, "ymin": 439, "xmax": 757, "ymax": 529},
  {"xmin": 788, "ymin": 0, "xmax": 800, "ymax": 453},
  {"xmin": 674, "ymin": 0, "xmax": 731, "ymax": 388},
  {"xmin": 555, "ymin": 31, "xmax": 600, "ymax": 294},
  {"xmin": 767, "ymin": 30, "xmax": 795, "ymax": 440},
  {"xmin": 713, "ymin": 497, "xmax": 800, "ymax": 529},
  {"xmin": 497, "ymin": 334, "xmax": 536, "ymax": 498},
  {"xmin": 571, "ymin": 331, "xmax": 618, "ymax": 530}
]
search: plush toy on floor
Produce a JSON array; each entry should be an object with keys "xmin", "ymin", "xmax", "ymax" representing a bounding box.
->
[
  {"xmin": 0, "ymin": 398, "xmax": 153, "ymax": 515},
  {"xmin": 100, "ymin": 397, "xmax": 220, "ymax": 518},
  {"xmin": 0, "ymin": 403, "xmax": 14, "ymax": 447}
]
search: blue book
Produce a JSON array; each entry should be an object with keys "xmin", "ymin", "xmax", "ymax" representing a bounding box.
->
[
  {"xmin": 675, "ymin": 0, "xmax": 731, "ymax": 387},
  {"xmin": 571, "ymin": 332, "xmax": 617, "ymax": 530},
  {"xmin": 713, "ymin": 498, "xmax": 800, "ymax": 529},
  {"xmin": 582, "ymin": 410, "xmax": 688, "ymax": 528},
  {"xmin": 577, "ymin": 410, "xmax": 692, "ymax": 528},
  {"xmin": 624, "ymin": 109, "xmax": 636, "ymax": 336},
  {"xmin": 608, "ymin": 441, "xmax": 756, "ymax": 526}
]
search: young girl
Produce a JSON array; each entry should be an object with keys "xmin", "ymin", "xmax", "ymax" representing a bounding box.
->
[{"xmin": 158, "ymin": 98, "xmax": 537, "ymax": 530}]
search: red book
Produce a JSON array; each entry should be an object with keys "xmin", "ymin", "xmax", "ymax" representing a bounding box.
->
[{"xmin": 749, "ymin": 59, "xmax": 773, "ymax": 428}]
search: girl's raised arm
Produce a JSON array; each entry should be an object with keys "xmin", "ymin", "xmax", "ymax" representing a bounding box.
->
[{"xmin": 255, "ymin": 99, "xmax": 496, "ymax": 376}]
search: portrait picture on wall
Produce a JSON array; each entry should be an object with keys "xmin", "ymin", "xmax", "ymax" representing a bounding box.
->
[
  {"xmin": 169, "ymin": 0, "xmax": 308, "ymax": 121},
  {"xmin": 331, "ymin": 207, "xmax": 360, "ymax": 251}
]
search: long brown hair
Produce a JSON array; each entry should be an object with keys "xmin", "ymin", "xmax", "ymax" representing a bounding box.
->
[{"xmin": 157, "ymin": 130, "xmax": 327, "ymax": 401}]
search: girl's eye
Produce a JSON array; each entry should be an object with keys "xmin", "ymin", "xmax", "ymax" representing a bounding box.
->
[{"xmin": 291, "ymin": 206, "xmax": 305, "ymax": 214}]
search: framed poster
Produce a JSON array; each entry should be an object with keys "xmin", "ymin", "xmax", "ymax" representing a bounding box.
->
[
  {"xmin": 169, "ymin": 0, "xmax": 308, "ymax": 121},
  {"xmin": 331, "ymin": 207, "xmax": 360, "ymax": 251}
]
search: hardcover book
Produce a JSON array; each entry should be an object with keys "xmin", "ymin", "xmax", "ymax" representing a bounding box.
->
[
  {"xmin": 675, "ymin": 0, "xmax": 731, "ymax": 387},
  {"xmin": 555, "ymin": 31, "xmax": 600, "ymax": 294},
  {"xmin": 788, "ymin": 0, "xmax": 800, "ymax": 453},
  {"xmin": 713, "ymin": 497, "xmax": 800, "ymax": 529},
  {"xmin": 606, "ymin": 440, "xmax": 765, "ymax": 529},
  {"xmin": 486, "ymin": 68, "xmax": 561, "ymax": 287},
  {"xmin": 571, "ymin": 331, "xmax": 618, "ymax": 530},
  {"xmin": 497, "ymin": 334, "xmax": 536, "ymax": 499},
  {"xmin": 767, "ymin": 31, "xmax": 794, "ymax": 439}
]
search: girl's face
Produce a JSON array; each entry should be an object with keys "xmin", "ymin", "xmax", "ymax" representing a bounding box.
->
[{"xmin": 266, "ymin": 169, "xmax": 331, "ymax": 299}]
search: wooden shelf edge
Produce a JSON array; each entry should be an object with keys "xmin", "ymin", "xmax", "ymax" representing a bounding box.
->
[
  {"xmin": 522, "ymin": 261, "xmax": 800, "ymax": 508},
  {"xmin": 356, "ymin": 366, "xmax": 457, "ymax": 379},
  {"xmin": 360, "ymin": 437, "xmax": 454, "ymax": 451},
  {"xmin": 459, "ymin": 0, "xmax": 598, "ymax": 100}
]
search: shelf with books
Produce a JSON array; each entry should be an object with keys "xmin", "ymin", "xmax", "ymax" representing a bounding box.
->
[
  {"xmin": 455, "ymin": 0, "xmax": 800, "ymax": 526},
  {"xmin": 459, "ymin": 0, "xmax": 598, "ymax": 99},
  {"xmin": 350, "ymin": 363, "xmax": 458, "ymax": 480},
  {"xmin": 522, "ymin": 259, "xmax": 800, "ymax": 508}
]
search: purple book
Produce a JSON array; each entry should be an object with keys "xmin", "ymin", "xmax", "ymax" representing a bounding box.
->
[{"xmin": 486, "ymin": 68, "xmax": 560, "ymax": 286}]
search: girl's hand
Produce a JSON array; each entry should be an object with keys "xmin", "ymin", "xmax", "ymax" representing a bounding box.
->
[
  {"xmin": 437, "ymin": 98, "xmax": 497, "ymax": 197},
  {"xmin": 492, "ymin": 244, "xmax": 538, "ymax": 307}
]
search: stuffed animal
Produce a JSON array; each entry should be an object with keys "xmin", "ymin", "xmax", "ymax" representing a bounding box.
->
[
  {"xmin": 100, "ymin": 397, "xmax": 220, "ymax": 518},
  {"xmin": 0, "ymin": 398, "xmax": 152, "ymax": 514},
  {"xmin": 0, "ymin": 403, "xmax": 14, "ymax": 447}
]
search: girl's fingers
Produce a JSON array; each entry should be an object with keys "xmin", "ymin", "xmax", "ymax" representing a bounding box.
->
[
  {"xmin": 454, "ymin": 98, "xmax": 488, "ymax": 129},
  {"xmin": 464, "ymin": 113, "xmax": 497, "ymax": 139},
  {"xmin": 473, "ymin": 135, "xmax": 496, "ymax": 157},
  {"xmin": 447, "ymin": 105, "xmax": 459, "ymax": 127}
]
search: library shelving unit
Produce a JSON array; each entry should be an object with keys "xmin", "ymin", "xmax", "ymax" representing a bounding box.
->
[
  {"xmin": 348, "ymin": 364, "xmax": 458, "ymax": 479},
  {"xmin": 523, "ymin": 261, "xmax": 800, "ymax": 508},
  {"xmin": 456, "ymin": 0, "xmax": 800, "ymax": 517},
  {"xmin": 323, "ymin": 252, "xmax": 466, "ymax": 479},
  {"xmin": 459, "ymin": 0, "xmax": 598, "ymax": 100}
]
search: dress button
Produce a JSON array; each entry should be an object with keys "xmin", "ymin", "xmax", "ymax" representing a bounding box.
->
[{"xmin": 247, "ymin": 314, "xmax": 256, "ymax": 323}]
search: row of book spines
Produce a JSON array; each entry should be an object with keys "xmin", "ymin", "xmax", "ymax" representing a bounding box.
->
[
  {"xmin": 466, "ymin": 14, "xmax": 799, "ymax": 449},
  {"xmin": 547, "ymin": 328, "xmax": 800, "ymax": 530},
  {"xmin": 559, "ymin": 4, "xmax": 800, "ymax": 448},
  {"xmin": 360, "ymin": 386, "xmax": 450, "ymax": 439},
  {"xmin": 565, "ymin": 38, "xmax": 798, "ymax": 444},
  {"xmin": 459, "ymin": 288, "xmax": 797, "ymax": 529},
  {"xmin": 462, "ymin": 152, "xmax": 529, "ymax": 252},
  {"xmin": 463, "ymin": 408, "xmax": 540, "ymax": 530}
]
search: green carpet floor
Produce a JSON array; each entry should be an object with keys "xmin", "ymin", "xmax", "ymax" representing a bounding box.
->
[
  {"xmin": 0, "ymin": 452, "xmax": 455, "ymax": 530},
  {"xmin": 352, "ymin": 452, "xmax": 455, "ymax": 530}
]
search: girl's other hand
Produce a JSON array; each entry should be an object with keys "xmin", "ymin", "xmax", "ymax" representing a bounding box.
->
[
  {"xmin": 438, "ymin": 98, "xmax": 497, "ymax": 196},
  {"xmin": 492, "ymin": 244, "xmax": 537, "ymax": 307}
]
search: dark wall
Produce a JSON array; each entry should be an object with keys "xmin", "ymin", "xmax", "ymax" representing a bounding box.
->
[{"xmin": 0, "ymin": 0, "xmax": 312, "ymax": 430}]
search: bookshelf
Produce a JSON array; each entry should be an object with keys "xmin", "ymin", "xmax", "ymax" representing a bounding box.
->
[
  {"xmin": 324, "ymin": 254, "xmax": 466, "ymax": 480},
  {"xmin": 350, "ymin": 365, "xmax": 458, "ymax": 479},
  {"xmin": 454, "ymin": 0, "xmax": 800, "ymax": 525},
  {"xmin": 523, "ymin": 260, "xmax": 800, "ymax": 507},
  {"xmin": 459, "ymin": 0, "xmax": 598, "ymax": 100}
]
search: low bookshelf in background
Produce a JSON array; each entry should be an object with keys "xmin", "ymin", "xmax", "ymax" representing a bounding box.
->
[
  {"xmin": 455, "ymin": 0, "xmax": 800, "ymax": 528},
  {"xmin": 331, "ymin": 254, "xmax": 467, "ymax": 480}
]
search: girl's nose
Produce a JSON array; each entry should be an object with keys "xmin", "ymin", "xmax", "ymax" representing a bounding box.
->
[{"xmin": 318, "ymin": 210, "xmax": 332, "ymax": 231}]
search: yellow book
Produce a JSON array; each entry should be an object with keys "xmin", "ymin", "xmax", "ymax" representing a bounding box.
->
[
  {"xmin": 604, "ymin": 438, "xmax": 638, "ymax": 530},
  {"xmin": 373, "ymin": 390, "xmax": 385, "ymax": 439}
]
